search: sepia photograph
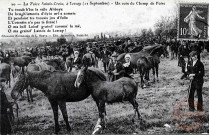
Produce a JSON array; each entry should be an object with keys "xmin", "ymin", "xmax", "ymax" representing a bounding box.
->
[{"xmin": 0, "ymin": 0, "xmax": 209, "ymax": 134}]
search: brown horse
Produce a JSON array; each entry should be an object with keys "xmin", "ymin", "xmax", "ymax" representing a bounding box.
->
[
  {"xmin": 43, "ymin": 59, "xmax": 66, "ymax": 71},
  {"xmin": 137, "ymin": 56, "xmax": 155, "ymax": 88},
  {"xmin": 117, "ymin": 44, "xmax": 168, "ymax": 65},
  {"xmin": 24, "ymin": 63, "xmax": 55, "ymax": 102},
  {"xmin": 74, "ymin": 67, "xmax": 143, "ymax": 134},
  {"xmin": 3, "ymin": 56, "xmax": 32, "ymax": 73},
  {"xmin": 82, "ymin": 52, "xmax": 98, "ymax": 67},
  {"xmin": 11, "ymin": 67, "xmax": 106, "ymax": 134}
]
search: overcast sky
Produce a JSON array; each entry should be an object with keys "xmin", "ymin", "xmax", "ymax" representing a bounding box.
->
[{"xmin": 0, "ymin": 0, "xmax": 208, "ymax": 38}]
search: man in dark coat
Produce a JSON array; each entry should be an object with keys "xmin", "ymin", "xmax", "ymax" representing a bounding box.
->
[
  {"xmin": 188, "ymin": 51, "xmax": 205, "ymax": 111},
  {"xmin": 101, "ymin": 46, "xmax": 111, "ymax": 72},
  {"xmin": 178, "ymin": 42, "xmax": 191, "ymax": 79},
  {"xmin": 1, "ymin": 79, "xmax": 13, "ymax": 134}
]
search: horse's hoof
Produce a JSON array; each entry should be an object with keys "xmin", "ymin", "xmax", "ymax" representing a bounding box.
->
[{"xmin": 92, "ymin": 125, "xmax": 102, "ymax": 135}]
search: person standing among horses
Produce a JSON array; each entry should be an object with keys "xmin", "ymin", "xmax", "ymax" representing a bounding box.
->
[
  {"xmin": 123, "ymin": 54, "xmax": 134, "ymax": 78},
  {"xmin": 107, "ymin": 57, "xmax": 115, "ymax": 81},
  {"xmin": 101, "ymin": 46, "xmax": 111, "ymax": 72},
  {"xmin": 72, "ymin": 50, "xmax": 82, "ymax": 72},
  {"xmin": 188, "ymin": 51, "xmax": 205, "ymax": 111},
  {"xmin": 109, "ymin": 54, "xmax": 124, "ymax": 81},
  {"xmin": 1, "ymin": 78, "xmax": 13, "ymax": 134},
  {"xmin": 178, "ymin": 41, "xmax": 191, "ymax": 79},
  {"xmin": 190, "ymin": 42, "xmax": 202, "ymax": 60}
]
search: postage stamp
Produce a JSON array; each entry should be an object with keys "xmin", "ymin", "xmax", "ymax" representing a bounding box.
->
[
  {"xmin": 178, "ymin": 3, "xmax": 209, "ymax": 41},
  {"xmin": 172, "ymin": 99, "xmax": 206, "ymax": 132}
]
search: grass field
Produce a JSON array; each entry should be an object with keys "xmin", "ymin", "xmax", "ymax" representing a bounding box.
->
[{"xmin": 5, "ymin": 51, "xmax": 209, "ymax": 134}]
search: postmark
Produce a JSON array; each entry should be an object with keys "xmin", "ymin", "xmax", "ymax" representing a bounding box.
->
[
  {"xmin": 178, "ymin": 3, "xmax": 209, "ymax": 41},
  {"xmin": 172, "ymin": 99, "xmax": 206, "ymax": 132}
]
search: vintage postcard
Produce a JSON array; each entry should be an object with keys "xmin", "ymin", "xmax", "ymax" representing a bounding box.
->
[{"xmin": 0, "ymin": 0, "xmax": 209, "ymax": 134}]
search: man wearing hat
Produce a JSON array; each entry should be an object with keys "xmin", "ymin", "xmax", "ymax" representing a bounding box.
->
[
  {"xmin": 178, "ymin": 41, "xmax": 191, "ymax": 79},
  {"xmin": 188, "ymin": 51, "xmax": 205, "ymax": 111},
  {"xmin": 101, "ymin": 46, "xmax": 111, "ymax": 72}
]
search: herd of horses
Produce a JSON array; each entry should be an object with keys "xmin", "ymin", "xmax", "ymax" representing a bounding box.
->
[{"xmin": 1, "ymin": 43, "xmax": 168, "ymax": 134}]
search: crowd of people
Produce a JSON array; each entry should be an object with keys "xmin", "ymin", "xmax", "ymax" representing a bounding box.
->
[{"xmin": 1, "ymin": 37, "xmax": 208, "ymax": 134}]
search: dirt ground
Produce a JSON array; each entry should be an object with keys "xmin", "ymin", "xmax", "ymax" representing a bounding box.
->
[{"xmin": 5, "ymin": 51, "xmax": 209, "ymax": 134}]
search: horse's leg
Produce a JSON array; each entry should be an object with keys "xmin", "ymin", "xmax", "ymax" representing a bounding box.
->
[
  {"xmin": 92, "ymin": 100, "xmax": 105, "ymax": 134},
  {"xmin": 140, "ymin": 70, "xmax": 144, "ymax": 89},
  {"xmin": 152, "ymin": 67, "xmax": 155, "ymax": 82},
  {"xmin": 49, "ymin": 99, "xmax": 60, "ymax": 134},
  {"xmin": 156, "ymin": 64, "xmax": 159, "ymax": 81},
  {"xmin": 129, "ymin": 98, "xmax": 141, "ymax": 122},
  {"xmin": 26, "ymin": 87, "xmax": 30, "ymax": 102},
  {"xmin": 29, "ymin": 86, "xmax": 33, "ymax": 102},
  {"xmin": 58, "ymin": 101, "xmax": 71, "ymax": 131}
]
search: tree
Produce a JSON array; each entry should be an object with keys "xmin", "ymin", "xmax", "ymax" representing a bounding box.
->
[{"xmin": 57, "ymin": 36, "xmax": 67, "ymax": 45}]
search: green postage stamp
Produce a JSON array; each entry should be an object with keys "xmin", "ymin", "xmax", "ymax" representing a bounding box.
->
[{"xmin": 178, "ymin": 3, "xmax": 209, "ymax": 41}]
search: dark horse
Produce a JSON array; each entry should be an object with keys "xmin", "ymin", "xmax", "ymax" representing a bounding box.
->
[
  {"xmin": 136, "ymin": 45, "xmax": 168, "ymax": 87},
  {"xmin": 23, "ymin": 63, "xmax": 56, "ymax": 102},
  {"xmin": 137, "ymin": 56, "xmax": 155, "ymax": 88},
  {"xmin": 117, "ymin": 44, "xmax": 168, "ymax": 85},
  {"xmin": 3, "ymin": 55, "xmax": 33, "ymax": 73},
  {"xmin": 82, "ymin": 52, "xmax": 98, "ymax": 68},
  {"xmin": 11, "ymin": 67, "xmax": 106, "ymax": 134},
  {"xmin": 74, "ymin": 67, "xmax": 143, "ymax": 134},
  {"xmin": 0, "ymin": 63, "xmax": 11, "ymax": 88},
  {"xmin": 117, "ymin": 44, "xmax": 168, "ymax": 65}
]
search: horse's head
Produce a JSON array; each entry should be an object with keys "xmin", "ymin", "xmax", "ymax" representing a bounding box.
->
[
  {"xmin": 74, "ymin": 66, "xmax": 88, "ymax": 88},
  {"xmin": 11, "ymin": 71, "xmax": 28, "ymax": 100},
  {"xmin": 151, "ymin": 45, "xmax": 168, "ymax": 58},
  {"xmin": 74, "ymin": 67, "xmax": 107, "ymax": 88}
]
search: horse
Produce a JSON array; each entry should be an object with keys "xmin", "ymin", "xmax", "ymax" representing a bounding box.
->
[
  {"xmin": 137, "ymin": 56, "xmax": 155, "ymax": 88},
  {"xmin": 43, "ymin": 58, "xmax": 66, "ymax": 71},
  {"xmin": 74, "ymin": 66, "xmax": 143, "ymax": 134},
  {"xmin": 117, "ymin": 44, "xmax": 167, "ymax": 65},
  {"xmin": 10, "ymin": 67, "xmax": 106, "ymax": 134},
  {"xmin": 82, "ymin": 52, "xmax": 98, "ymax": 67},
  {"xmin": 117, "ymin": 44, "xmax": 168, "ymax": 74},
  {"xmin": 3, "ymin": 55, "xmax": 32, "ymax": 73},
  {"xmin": 65, "ymin": 56, "xmax": 74, "ymax": 72},
  {"xmin": 0, "ymin": 63, "xmax": 11, "ymax": 88},
  {"xmin": 22, "ymin": 62, "xmax": 56, "ymax": 102}
]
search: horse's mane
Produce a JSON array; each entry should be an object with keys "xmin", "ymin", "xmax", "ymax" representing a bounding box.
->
[
  {"xmin": 88, "ymin": 67, "xmax": 107, "ymax": 81},
  {"xmin": 150, "ymin": 45, "xmax": 163, "ymax": 55}
]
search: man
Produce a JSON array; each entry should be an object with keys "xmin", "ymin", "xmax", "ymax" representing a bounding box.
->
[
  {"xmin": 101, "ymin": 46, "xmax": 111, "ymax": 72},
  {"xmin": 111, "ymin": 54, "xmax": 124, "ymax": 81},
  {"xmin": 71, "ymin": 50, "xmax": 82, "ymax": 72},
  {"xmin": 181, "ymin": 56, "xmax": 192, "ymax": 79},
  {"xmin": 1, "ymin": 78, "xmax": 13, "ymax": 134},
  {"xmin": 188, "ymin": 51, "xmax": 205, "ymax": 111},
  {"xmin": 178, "ymin": 41, "xmax": 191, "ymax": 79}
]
